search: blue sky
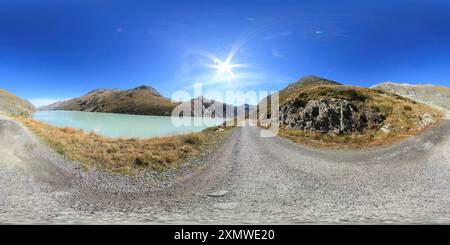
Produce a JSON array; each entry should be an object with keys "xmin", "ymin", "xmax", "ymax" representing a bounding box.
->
[{"xmin": 1, "ymin": 0, "xmax": 450, "ymax": 106}]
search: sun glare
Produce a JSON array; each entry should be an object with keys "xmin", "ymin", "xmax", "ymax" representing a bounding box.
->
[
  {"xmin": 211, "ymin": 59, "xmax": 237, "ymax": 80},
  {"xmin": 218, "ymin": 62, "xmax": 233, "ymax": 74},
  {"xmin": 206, "ymin": 50, "xmax": 246, "ymax": 81}
]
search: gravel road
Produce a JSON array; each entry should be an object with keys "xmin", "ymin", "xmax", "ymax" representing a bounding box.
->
[{"xmin": 1, "ymin": 115, "xmax": 450, "ymax": 224}]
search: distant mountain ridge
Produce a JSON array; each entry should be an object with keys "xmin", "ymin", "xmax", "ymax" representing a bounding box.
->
[
  {"xmin": 42, "ymin": 85, "xmax": 177, "ymax": 116},
  {"xmin": 177, "ymin": 96, "xmax": 255, "ymax": 118},
  {"xmin": 42, "ymin": 85, "xmax": 255, "ymax": 117},
  {"xmin": 0, "ymin": 89, "xmax": 36, "ymax": 117}
]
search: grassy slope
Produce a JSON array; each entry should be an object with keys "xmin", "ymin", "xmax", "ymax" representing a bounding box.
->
[
  {"xmin": 0, "ymin": 89, "xmax": 36, "ymax": 117},
  {"xmin": 279, "ymin": 85, "xmax": 444, "ymax": 149},
  {"xmin": 18, "ymin": 117, "xmax": 232, "ymax": 173},
  {"xmin": 255, "ymin": 75, "xmax": 341, "ymax": 117}
]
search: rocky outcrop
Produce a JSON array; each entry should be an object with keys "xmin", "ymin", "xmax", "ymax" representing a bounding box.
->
[
  {"xmin": 280, "ymin": 98, "xmax": 385, "ymax": 134},
  {"xmin": 0, "ymin": 89, "xmax": 36, "ymax": 117}
]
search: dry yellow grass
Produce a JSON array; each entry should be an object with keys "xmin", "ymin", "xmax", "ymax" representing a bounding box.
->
[
  {"xmin": 279, "ymin": 124, "xmax": 434, "ymax": 149},
  {"xmin": 18, "ymin": 117, "xmax": 232, "ymax": 173}
]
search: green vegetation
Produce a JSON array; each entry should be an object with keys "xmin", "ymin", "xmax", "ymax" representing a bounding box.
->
[{"xmin": 285, "ymin": 85, "xmax": 372, "ymax": 102}]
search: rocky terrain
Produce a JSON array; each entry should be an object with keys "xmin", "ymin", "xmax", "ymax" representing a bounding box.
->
[
  {"xmin": 176, "ymin": 96, "xmax": 255, "ymax": 118},
  {"xmin": 259, "ymin": 76, "xmax": 442, "ymax": 135},
  {"xmin": 372, "ymin": 82, "xmax": 450, "ymax": 119},
  {"xmin": 280, "ymin": 97, "xmax": 385, "ymax": 134},
  {"xmin": 42, "ymin": 85, "xmax": 178, "ymax": 116},
  {"xmin": 0, "ymin": 89, "xmax": 36, "ymax": 117}
]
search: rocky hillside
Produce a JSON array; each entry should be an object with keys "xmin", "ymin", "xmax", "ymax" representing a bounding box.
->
[
  {"xmin": 0, "ymin": 89, "xmax": 36, "ymax": 117},
  {"xmin": 44, "ymin": 85, "xmax": 178, "ymax": 116},
  {"xmin": 372, "ymin": 82, "xmax": 450, "ymax": 119},
  {"xmin": 258, "ymin": 76, "xmax": 443, "ymax": 145},
  {"xmin": 176, "ymin": 96, "xmax": 255, "ymax": 118}
]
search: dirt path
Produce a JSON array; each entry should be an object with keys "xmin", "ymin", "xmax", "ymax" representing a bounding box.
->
[{"xmin": 1, "ymin": 115, "xmax": 450, "ymax": 224}]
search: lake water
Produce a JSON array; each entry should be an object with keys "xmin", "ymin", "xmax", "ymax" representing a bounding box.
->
[{"xmin": 33, "ymin": 110, "xmax": 226, "ymax": 138}]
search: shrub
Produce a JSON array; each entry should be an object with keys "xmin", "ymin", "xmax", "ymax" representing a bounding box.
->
[
  {"xmin": 55, "ymin": 143, "xmax": 65, "ymax": 155},
  {"xmin": 182, "ymin": 133, "xmax": 203, "ymax": 145},
  {"xmin": 404, "ymin": 105, "xmax": 412, "ymax": 111},
  {"xmin": 134, "ymin": 156, "xmax": 148, "ymax": 166}
]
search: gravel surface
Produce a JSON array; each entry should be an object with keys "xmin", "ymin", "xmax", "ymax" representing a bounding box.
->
[{"xmin": 1, "ymin": 115, "xmax": 450, "ymax": 224}]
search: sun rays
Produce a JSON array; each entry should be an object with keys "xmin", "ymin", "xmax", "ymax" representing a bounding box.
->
[{"xmin": 206, "ymin": 49, "xmax": 247, "ymax": 82}]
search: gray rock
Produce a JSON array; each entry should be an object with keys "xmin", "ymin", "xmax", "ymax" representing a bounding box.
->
[
  {"xmin": 207, "ymin": 190, "xmax": 229, "ymax": 197},
  {"xmin": 380, "ymin": 123, "xmax": 392, "ymax": 134},
  {"xmin": 280, "ymin": 98, "xmax": 385, "ymax": 134},
  {"xmin": 418, "ymin": 113, "xmax": 435, "ymax": 128}
]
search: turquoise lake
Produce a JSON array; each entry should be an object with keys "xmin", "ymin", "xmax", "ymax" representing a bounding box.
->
[{"xmin": 33, "ymin": 110, "xmax": 226, "ymax": 139}]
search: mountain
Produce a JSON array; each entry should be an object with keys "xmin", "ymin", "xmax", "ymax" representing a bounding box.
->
[
  {"xmin": 0, "ymin": 89, "xmax": 36, "ymax": 117},
  {"xmin": 255, "ymin": 75, "xmax": 342, "ymax": 116},
  {"xmin": 43, "ymin": 86, "xmax": 255, "ymax": 118},
  {"xmin": 281, "ymin": 75, "xmax": 341, "ymax": 101},
  {"xmin": 257, "ymin": 75, "xmax": 443, "ymax": 136},
  {"xmin": 176, "ymin": 96, "xmax": 255, "ymax": 118},
  {"xmin": 38, "ymin": 100, "xmax": 67, "ymax": 111},
  {"xmin": 372, "ymin": 82, "xmax": 450, "ymax": 119},
  {"xmin": 44, "ymin": 85, "xmax": 177, "ymax": 116}
]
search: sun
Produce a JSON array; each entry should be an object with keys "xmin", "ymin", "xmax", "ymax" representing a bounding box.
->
[
  {"xmin": 211, "ymin": 59, "xmax": 237, "ymax": 79},
  {"xmin": 206, "ymin": 51, "xmax": 245, "ymax": 81},
  {"xmin": 218, "ymin": 61, "xmax": 233, "ymax": 74}
]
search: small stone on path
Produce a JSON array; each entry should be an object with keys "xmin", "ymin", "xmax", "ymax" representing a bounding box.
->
[{"xmin": 207, "ymin": 190, "xmax": 229, "ymax": 197}]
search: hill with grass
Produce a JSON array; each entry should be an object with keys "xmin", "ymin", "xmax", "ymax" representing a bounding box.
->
[
  {"xmin": 0, "ymin": 89, "xmax": 36, "ymax": 117},
  {"xmin": 255, "ymin": 75, "xmax": 341, "ymax": 117},
  {"xmin": 372, "ymin": 82, "xmax": 450, "ymax": 119},
  {"xmin": 44, "ymin": 85, "xmax": 178, "ymax": 116},
  {"xmin": 257, "ymin": 75, "xmax": 444, "ymax": 147}
]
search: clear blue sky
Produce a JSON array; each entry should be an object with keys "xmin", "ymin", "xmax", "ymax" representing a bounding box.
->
[{"xmin": 1, "ymin": 0, "xmax": 449, "ymax": 106}]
